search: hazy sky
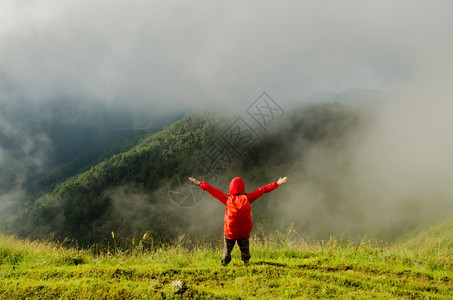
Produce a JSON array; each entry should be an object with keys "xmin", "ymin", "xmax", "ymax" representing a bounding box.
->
[{"xmin": 1, "ymin": 0, "xmax": 452, "ymax": 112}]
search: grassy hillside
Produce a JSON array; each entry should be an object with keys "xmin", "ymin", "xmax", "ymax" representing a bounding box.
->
[
  {"xmin": 396, "ymin": 216, "xmax": 453, "ymax": 270},
  {"xmin": 1, "ymin": 226, "xmax": 453, "ymax": 299}
]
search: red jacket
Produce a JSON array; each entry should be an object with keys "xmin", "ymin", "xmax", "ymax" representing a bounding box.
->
[{"xmin": 199, "ymin": 177, "xmax": 278, "ymax": 240}]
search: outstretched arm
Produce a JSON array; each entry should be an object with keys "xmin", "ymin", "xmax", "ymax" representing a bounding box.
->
[
  {"xmin": 188, "ymin": 177, "xmax": 228, "ymax": 205},
  {"xmin": 277, "ymin": 177, "xmax": 287, "ymax": 185},
  {"xmin": 188, "ymin": 177, "xmax": 200, "ymax": 185},
  {"xmin": 247, "ymin": 176, "xmax": 288, "ymax": 203}
]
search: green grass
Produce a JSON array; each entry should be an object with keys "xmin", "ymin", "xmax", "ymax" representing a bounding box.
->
[{"xmin": 1, "ymin": 224, "xmax": 453, "ymax": 299}]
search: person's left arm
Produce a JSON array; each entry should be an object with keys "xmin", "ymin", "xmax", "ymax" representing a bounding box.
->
[
  {"xmin": 246, "ymin": 177, "xmax": 287, "ymax": 203},
  {"xmin": 188, "ymin": 177, "xmax": 228, "ymax": 205}
]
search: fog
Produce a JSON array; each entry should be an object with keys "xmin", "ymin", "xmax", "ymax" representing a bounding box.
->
[
  {"xmin": 275, "ymin": 90, "xmax": 453, "ymax": 240},
  {"xmin": 1, "ymin": 1, "xmax": 453, "ymax": 239},
  {"xmin": 2, "ymin": 1, "xmax": 450, "ymax": 110}
]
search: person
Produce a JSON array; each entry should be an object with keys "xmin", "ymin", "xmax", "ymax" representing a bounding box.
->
[{"xmin": 188, "ymin": 176, "xmax": 287, "ymax": 266}]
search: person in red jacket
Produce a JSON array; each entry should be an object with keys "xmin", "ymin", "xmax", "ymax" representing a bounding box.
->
[{"xmin": 188, "ymin": 176, "xmax": 287, "ymax": 266}]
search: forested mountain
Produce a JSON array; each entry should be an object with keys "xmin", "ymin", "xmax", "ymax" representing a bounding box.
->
[
  {"xmin": 6, "ymin": 102, "xmax": 363, "ymax": 247},
  {"xmin": 0, "ymin": 98, "xmax": 182, "ymax": 196},
  {"xmin": 31, "ymin": 128, "xmax": 157, "ymax": 195},
  {"xmin": 9, "ymin": 113, "xmax": 222, "ymax": 245}
]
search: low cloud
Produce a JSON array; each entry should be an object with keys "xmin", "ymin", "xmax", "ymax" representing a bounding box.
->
[{"xmin": 272, "ymin": 85, "xmax": 453, "ymax": 240}]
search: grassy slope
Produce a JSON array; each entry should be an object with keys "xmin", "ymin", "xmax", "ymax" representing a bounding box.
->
[
  {"xmin": 396, "ymin": 216, "xmax": 453, "ymax": 271},
  {"xmin": 1, "ymin": 226, "xmax": 453, "ymax": 299}
]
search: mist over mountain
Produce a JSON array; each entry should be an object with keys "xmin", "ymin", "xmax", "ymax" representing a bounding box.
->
[
  {"xmin": 2, "ymin": 90, "xmax": 451, "ymax": 247},
  {"xmin": 0, "ymin": 97, "xmax": 181, "ymax": 222}
]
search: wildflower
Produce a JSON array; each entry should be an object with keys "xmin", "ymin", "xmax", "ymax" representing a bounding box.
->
[{"xmin": 171, "ymin": 280, "xmax": 186, "ymax": 294}]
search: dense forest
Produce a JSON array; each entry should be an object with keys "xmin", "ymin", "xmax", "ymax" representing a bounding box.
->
[{"xmin": 3, "ymin": 102, "xmax": 365, "ymax": 247}]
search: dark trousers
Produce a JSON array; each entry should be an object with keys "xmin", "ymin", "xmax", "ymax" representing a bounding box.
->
[{"xmin": 222, "ymin": 236, "xmax": 251, "ymax": 265}]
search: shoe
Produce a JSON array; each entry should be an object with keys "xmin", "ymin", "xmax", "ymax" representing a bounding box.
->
[{"xmin": 243, "ymin": 260, "xmax": 250, "ymax": 267}]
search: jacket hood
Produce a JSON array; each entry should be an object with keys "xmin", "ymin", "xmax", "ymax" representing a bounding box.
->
[{"xmin": 229, "ymin": 177, "xmax": 245, "ymax": 195}]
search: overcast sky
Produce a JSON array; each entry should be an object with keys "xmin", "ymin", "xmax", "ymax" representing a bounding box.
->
[{"xmin": 1, "ymin": 0, "xmax": 452, "ymax": 113}]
